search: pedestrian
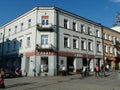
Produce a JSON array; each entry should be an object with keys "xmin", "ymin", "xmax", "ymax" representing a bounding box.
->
[
  {"xmin": 94, "ymin": 64, "xmax": 100, "ymax": 77},
  {"xmin": 62, "ymin": 65, "xmax": 66, "ymax": 76},
  {"xmin": 100, "ymin": 64, "xmax": 105, "ymax": 77},
  {"xmin": 0, "ymin": 68, "xmax": 5, "ymax": 88},
  {"xmin": 106, "ymin": 64, "xmax": 109, "ymax": 72},
  {"xmin": 81, "ymin": 66, "xmax": 87, "ymax": 77}
]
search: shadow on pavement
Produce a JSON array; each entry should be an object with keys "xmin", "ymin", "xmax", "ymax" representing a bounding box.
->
[{"xmin": 6, "ymin": 82, "xmax": 34, "ymax": 89}]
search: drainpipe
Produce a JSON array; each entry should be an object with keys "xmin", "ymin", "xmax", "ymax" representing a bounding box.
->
[
  {"xmin": 34, "ymin": 7, "xmax": 39, "ymax": 77},
  {"xmin": 101, "ymin": 26, "xmax": 105, "ymax": 65},
  {"xmin": 56, "ymin": 9, "xmax": 59, "ymax": 75}
]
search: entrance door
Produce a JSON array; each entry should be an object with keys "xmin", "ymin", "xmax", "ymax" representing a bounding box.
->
[
  {"xmin": 67, "ymin": 57, "xmax": 74, "ymax": 75},
  {"xmin": 25, "ymin": 57, "xmax": 30, "ymax": 75}
]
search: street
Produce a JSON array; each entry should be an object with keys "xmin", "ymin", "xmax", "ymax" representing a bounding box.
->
[{"xmin": 2, "ymin": 71, "xmax": 120, "ymax": 90}]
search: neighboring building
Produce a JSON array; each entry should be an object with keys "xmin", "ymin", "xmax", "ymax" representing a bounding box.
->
[
  {"xmin": 111, "ymin": 26, "xmax": 120, "ymax": 33},
  {"xmin": 103, "ymin": 26, "xmax": 120, "ymax": 70},
  {"xmin": 0, "ymin": 6, "xmax": 103, "ymax": 76}
]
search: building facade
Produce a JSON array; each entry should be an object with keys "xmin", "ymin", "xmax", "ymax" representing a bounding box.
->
[
  {"xmin": 0, "ymin": 6, "xmax": 103, "ymax": 76},
  {"xmin": 103, "ymin": 26, "xmax": 120, "ymax": 70}
]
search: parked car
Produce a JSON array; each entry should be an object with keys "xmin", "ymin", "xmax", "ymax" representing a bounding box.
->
[{"xmin": 5, "ymin": 71, "xmax": 16, "ymax": 78}]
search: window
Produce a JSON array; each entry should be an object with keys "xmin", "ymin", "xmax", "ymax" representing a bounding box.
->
[
  {"xmin": 13, "ymin": 41, "xmax": 16, "ymax": 50},
  {"xmin": 104, "ymin": 44, "xmax": 108, "ymax": 53},
  {"xmin": 7, "ymin": 43, "xmax": 10, "ymax": 53},
  {"xmin": 104, "ymin": 33, "xmax": 107, "ymax": 39},
  {"xmin": 41, "ymin": 16, "xmax": 49, "ymax": 25},
  {"xmin": 73, "ymin": 22, "xmax": 77, "ymax": 31},
  {"xmin": 88, "ymin": 42, "xmax": 93, "ymax": 51},
  {"xmin": 96, "ymin": 29, "xmax": 100, "ymax": 37},
  {"xmin": 19, "ymin": 39, "xmax": 22, "ymax": 49},
  {"xmin": 81, "ymin": 24, "xmax": 85, "ymax": 33},
  {"xmin": 64, "ymin": 37, "xmax": 69, "ymax": 48},
  {"xmin": 15, "ymin": 26, "xmax": 17, "ymax": 34},
  {"xmin": 81, "ymin": 40, "xmax": 86, "ymax": 50},
  {"xmin": 73, "ymin": 39, "xmax": 78, "ymax": 49},
  {"xmin": 41, "ymin": 35, "xmax": 48, "ymax": 45},
  {"xmin": 108, "ymin": 35, "xmax": 112, "ymax": 41},
  {"xmin": 27, "ymin": 37, "xmax": 31, "ymax": 47},
  {"xmin": 64, "ymin": 19, "xmax": 68, "ymax": 29},
  {"xmin": 28, "ymin": 19, "xmax": 31, "ymax": 28},
  {"xmin": 103, "ymin": 33, "xmax": 105, "ymax": 39},
  {"xmin": 97, "ymin": 43, "xmax": 101, "ymax": 52},
  {"xmin": 8, "ymin": 29, "xmax": 11, "ymax": 36},
  {"xmin": 110, "ymin": 46, "xmax": 113, "ymax": 54},
  {"xmin": 21, "ymin": 23, "xmax": 24, "ymax": 31},
  {"xmin": 0, "ymin": 33, "xmax": 2, "ymax": 40},
  {"xmin": 88, "ymin": 27, "xmax": 92, "ymax": 35}
]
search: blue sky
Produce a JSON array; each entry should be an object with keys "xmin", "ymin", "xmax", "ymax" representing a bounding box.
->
[{"xmin": 0, "ymin": 0, "xmax": 120, "ymax": 27}]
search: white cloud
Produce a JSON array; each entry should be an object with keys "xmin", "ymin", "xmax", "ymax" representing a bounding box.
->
[{"xmin": 111, "ymin": 0, "xmax": 120, "ymax": 2}]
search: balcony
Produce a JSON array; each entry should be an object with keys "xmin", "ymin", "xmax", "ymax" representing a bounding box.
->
[
  {"xmin": 37, "ymin": 23, "xmax": 53, "ymax": 32},
  {"xmin": 36, "ymin": 44, "xmax": 56, "ymax": 52}
]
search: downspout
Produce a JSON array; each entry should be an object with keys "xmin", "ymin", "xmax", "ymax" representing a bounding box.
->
[
  {"xmin": 101, "ymin": 26, "xmax": 105, "ymax": 65},
  {"xmin": 56, "ymin": 9, "xmax": 59, "ymax": 75},
  {"xmin": 34, "ymin": 7, "xmax": 39, "ymax": 77}
]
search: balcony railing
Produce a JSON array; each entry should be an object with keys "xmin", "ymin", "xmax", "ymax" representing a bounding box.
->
[
  {"xmin": 36, "ymin": 44, "xmax": 56, "ymax": 52},
  {"xmin": 37, "ymin": 23, "xmax": 53, "ymax": 32}
]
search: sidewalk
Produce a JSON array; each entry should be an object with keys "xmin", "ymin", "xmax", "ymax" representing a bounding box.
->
[{"xmin": 3, "ymin": 71, "xmax": 120, "ymax": 90}]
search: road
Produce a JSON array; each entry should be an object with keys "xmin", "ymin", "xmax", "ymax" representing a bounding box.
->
[{"xmin": 2, "ymin": 71, "xmax": 120, "ymax": 90}]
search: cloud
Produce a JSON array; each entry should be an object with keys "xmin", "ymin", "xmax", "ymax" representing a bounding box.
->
[{"xmin": 111, "ymin": 0, "xmax": 120, "ymax": 2}]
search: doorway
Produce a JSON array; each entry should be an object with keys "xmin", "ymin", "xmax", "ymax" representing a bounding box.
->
[{"xmin": 67, "ymin": 57, "xmax": 74, "ymax": 75}]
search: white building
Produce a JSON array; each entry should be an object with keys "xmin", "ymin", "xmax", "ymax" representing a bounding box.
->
[
  {"xmin": 0, "ymin": 6, "xmax": 103, "ymax": 76},
  {"xmin": 111, "ymin": 26, "xmax": 120, "ymax": 32}
]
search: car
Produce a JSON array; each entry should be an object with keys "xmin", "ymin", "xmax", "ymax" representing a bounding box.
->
[{"xmin": 5, "ymin": 71, "xmax": 16, "ymax": 78}]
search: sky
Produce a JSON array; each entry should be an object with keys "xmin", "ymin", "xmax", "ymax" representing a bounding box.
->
[{"xmin": 0, "ymin": 0, "xmax": 120, "ymax": 28}]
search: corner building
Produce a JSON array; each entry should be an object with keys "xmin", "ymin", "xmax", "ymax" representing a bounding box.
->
[{"xmin": 0, "ymin": 7, "xmax": 103, "ymax": 76}]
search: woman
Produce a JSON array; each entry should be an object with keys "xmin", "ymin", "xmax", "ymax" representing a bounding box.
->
[{"xmin": 0, "ymin": 68, "xmax": 5, "ymax": 88}]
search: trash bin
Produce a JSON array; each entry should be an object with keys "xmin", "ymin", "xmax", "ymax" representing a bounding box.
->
[{"xmin": 118, "ymin": 72, "xmax": 120, "ymax": 79}]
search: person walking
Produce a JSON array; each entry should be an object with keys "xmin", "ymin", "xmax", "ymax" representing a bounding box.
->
[
  {"xmin": 80, "ymin": 66, "xmax": 87, "ymax": 78},
  {"xmin": 100, "ymin": 64, "xmax": 106, "ymax": 77},
  {"xmin": 95, "ymin": 64, "xmax": 100, "ymax": 77},
  {"xmin": 0, "ymin": 68, "xmax": 5, "ymax": 88},
  {"xmin": 62, "ymin": 65, "xmax": 66, "ymax": 76}
]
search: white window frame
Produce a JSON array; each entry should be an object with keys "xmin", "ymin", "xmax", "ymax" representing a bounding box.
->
[
  {"xmin": 88, "ymin": 41, "xmax": 93, "ymax": 51},
  {"xmin": 28, "ymin": 19, "xmax": 31, "ymax": 28},
  {"xmin": 73, "ymin": 38, "xmax": 78, "ymax": 49},
  {"xmin": 41, "ymin": 35, "xmax": 48, "ymax": 45},
  {"xmin": 81, "ymin": 40, "xmax": 86, "ymax": 50},
  {"xmin": 64, "ymin": 36, "xmax": 70, "ymax": 48},
  {"xmin": 27, "ymin": 37, "xmax": 31, "ymax": 47},
  {"xmin": 73, "ymin": 22, "xmax": 77, "ymax": 31},
  {"xmin": 19, "ymin": 39, "xmax": 23, "ymax": 49}
]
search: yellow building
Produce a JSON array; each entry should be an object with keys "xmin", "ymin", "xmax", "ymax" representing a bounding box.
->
[{"xmin": 103, "ymin": 26, "xmax": 120, "ymax": 70}]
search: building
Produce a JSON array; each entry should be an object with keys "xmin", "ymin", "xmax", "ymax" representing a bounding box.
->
[
  {"xmin": 0, "ymin": 6, "xmax": 103, "ymax": 76},
  {"xmin": 103, "ymin": 26, "xmax": 120, "ymax": 70}
]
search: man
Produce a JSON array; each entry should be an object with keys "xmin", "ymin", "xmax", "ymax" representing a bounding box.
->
[{"xmin": 62, "ymin": 65, "xmax": 66, "ymax": 76}]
